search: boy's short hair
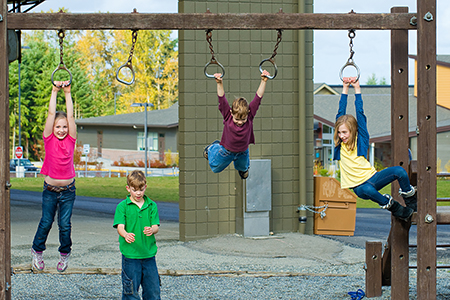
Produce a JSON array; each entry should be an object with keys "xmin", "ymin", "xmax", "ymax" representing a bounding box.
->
[
  {"xmin": 127, "ymin": 170, "xmax": 147, "ymax": 189},
  {"xmin": 231, "ymin": 97, "xmax": 249, "ymax": 119}
]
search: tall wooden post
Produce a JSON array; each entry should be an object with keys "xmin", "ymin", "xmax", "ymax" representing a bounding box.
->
[
  {"xmin": 389, "ymin": 6, "xmax": 411, "ymax": 299},
  {"xmin": 417, "ymin": 0, "xmax": 437, "ymax": 299},
  {"xmin": 0, "ymin": 0, "xmax": 12, "ymax": 299}
]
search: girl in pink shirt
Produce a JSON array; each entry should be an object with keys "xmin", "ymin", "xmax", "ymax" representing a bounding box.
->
[{"xmin": 31, "ymin": 81, "xmax": 76, "ymax": 273}]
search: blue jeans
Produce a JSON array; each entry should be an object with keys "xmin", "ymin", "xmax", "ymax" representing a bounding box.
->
[
  {"xmin": 208, "ymin": 144, "xmax": 249, "ymax": 173},
  {"xmin": 32, "ymin": 182, "xmax": 76, "ymax": 253},
  {"xmin": 122, "ymin": 255, "xmax": 161, "ymax": 300},
  {"xmin": 352, "ymin": 166, "xmax": 413, "ymax": 206}
]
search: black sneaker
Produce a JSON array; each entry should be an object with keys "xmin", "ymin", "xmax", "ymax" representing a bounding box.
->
[
  {"xmin": 238, "ymin": 169, "xmax": 249, "ymax": 180},
  {"xmin": 203, "ymin": 140, "xmax": 220, "ymax": 160}
]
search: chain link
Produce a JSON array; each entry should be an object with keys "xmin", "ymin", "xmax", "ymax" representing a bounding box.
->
[
  {"xmin": 270, "ymin": 29, "xmax": 283, "ymax": 60},
  {"xmin": 298, "ymin": 204, "xmax": 329, "ymax": 219},
  {"xmin": 205, "ymin": 29, "xmax": 216, "ymax": 62},
  {"xmin": 126, "ymin": 30, "xmax": 138, "ymax": 65},
  {"xmin": 347, "ymin": 29, "xmax": 355, "ymax": 62},
  {"xmin": 58, "ymin": 30, "xmax": 65, "ymax": 66}
]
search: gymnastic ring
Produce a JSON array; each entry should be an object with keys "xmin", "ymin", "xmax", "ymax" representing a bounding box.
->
[
  {"xmin": 259, "ymin": 58, "xmax": 278, "ymax": 80},
  {"xmin": 339, "ymin": 61, "xmax": 360, "ymax": 82},
  {"xmin": 116, "ymin": 62, "xmax": 136, "ymax": 85},
  {"xmin": 204, "ymin": 60, "xmax": 225, "ymax": 79},
  {"xmin": 51, "ymin": 65, "xmax": 73, "ymax": 87}
]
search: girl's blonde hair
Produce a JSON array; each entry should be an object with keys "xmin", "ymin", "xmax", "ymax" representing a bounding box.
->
[
  {"xmin": 231, "ymin": 97, "xmax": 249, "ymax": 119},
  {"xmin": 334, "ymin": 114, "xmax": 358, "ymax": 151},
  {"xmin": 55, "ymin": 111, "xmax": 67, "ymax": 122}
]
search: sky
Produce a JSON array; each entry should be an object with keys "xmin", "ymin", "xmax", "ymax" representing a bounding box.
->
[{"xmin": 23, "ymin": 0, "xmax": 450, "ymax": 85}]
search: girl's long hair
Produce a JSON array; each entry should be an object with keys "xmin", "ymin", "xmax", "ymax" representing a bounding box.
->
[{"xmin": 334, "ymin": 114, "xmax": 358, "ymax": 151}]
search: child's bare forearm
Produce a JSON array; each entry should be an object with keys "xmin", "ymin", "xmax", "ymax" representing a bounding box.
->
[
  {"xmin": 256, "ymin": 80, "xmax": 267, "ymax": 98},
  {"xmin": 217, "ymin": 82, "xmax": 225, "ymax": 97}
]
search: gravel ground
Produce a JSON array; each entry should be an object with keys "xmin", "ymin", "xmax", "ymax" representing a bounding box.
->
[
  {"xmin": 10, "ymin": 204, "xmax": 450, "ymax": 299},
  {"xmin": 10, "ymin": 272, "xmax": 450, "ymax": 299}
]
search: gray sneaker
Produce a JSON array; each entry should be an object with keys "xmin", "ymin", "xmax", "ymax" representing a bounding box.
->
[
  {"xmin": 57, "ymin": 252, "xmax": 70, "ymax": 272},
  {"xmin": 31, "ymin": 248, "xmax": 45, "ymax": 271}
]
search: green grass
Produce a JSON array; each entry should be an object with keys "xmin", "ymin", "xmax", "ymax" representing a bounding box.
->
[
  {"xmin": 10, "ymin": 177, "xmax": 179, "ymax": 203},
  {"xmin": 10, "ymin": 176, "xmax": 450, "ymax": 207}
]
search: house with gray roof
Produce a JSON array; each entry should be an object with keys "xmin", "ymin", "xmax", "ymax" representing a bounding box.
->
[
  {"xmin": 75, "ymin": 103, "xmax": 178, "ymax": 164},
  {"xmin": 313, "ymin": 84, "xmax": 450, "ymax": 171}
]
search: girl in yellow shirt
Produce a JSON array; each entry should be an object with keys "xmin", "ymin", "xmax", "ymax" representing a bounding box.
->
[{"xmin": 333, "ymin": 78, "xmax": 416, "ymax": 221}]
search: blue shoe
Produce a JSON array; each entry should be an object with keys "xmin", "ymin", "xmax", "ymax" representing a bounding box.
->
[{"xmin": 203, "ymin": 140, "xmax": 220, "ymax": 160}]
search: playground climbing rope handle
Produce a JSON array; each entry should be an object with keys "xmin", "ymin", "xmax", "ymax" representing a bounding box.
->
[
  {"xmin": 116, "ymin": 30, "xmax": 138, "ymax": 85},
  {"xmin": 259, "ymin": 29, "xmax": 282, "ymax": 80},
  {"xmin": 339, "ymin": 29, "xmax": 360, "ymax": 82},
  {"xmin": 51, "ymin": 30, "xmax": 73, "ymax": 87},
  {"xmin": 204, "ymin": 29, "xmax": 225, "ymax": 79}
]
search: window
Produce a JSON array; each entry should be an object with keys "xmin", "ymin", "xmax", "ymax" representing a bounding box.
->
[{"xmin": 137, "ymin": 132, "xmax": 159, "ymax": 151}]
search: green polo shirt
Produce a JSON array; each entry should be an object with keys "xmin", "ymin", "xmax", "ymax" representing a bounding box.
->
[{"xmin": 113, "ymin": 195, "xmax": 160, "ymax": 259}]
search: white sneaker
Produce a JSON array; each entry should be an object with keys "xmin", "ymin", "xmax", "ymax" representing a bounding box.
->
[
  {"xmin": 57, "ymin": 252, "xmax": 70, "ymax": 272},
  {"xmin": 31, "ymin": 248, "xmax": 45, "ymax": 271}
]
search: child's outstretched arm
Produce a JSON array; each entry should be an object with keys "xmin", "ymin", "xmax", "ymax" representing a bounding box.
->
[
  {"xmin": 351, "ymin": 78, "xmax": 361, "ymax": 94},
  {"xmin": 342, "ymin": 77, "xmax": 351, "ymax": 95},
  {"xmin": 43, "ymin": 83, "xmax": 60, "ymax": 138},
  {"xmin": 256, "ymin": 70, "xmax": 270, "ymax": 98},
  {"xmin": 61, "ymin": 81, "xmax": 76, "ymax": 139},
  {"xmin": 214, "ymin": 73, "xmax": 225, "ymax": 97}
]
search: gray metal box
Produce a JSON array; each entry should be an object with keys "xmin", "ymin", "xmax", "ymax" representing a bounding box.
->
[{"xmin": 245, "ymin": 159, "xmax": 272, "ymax": 212}]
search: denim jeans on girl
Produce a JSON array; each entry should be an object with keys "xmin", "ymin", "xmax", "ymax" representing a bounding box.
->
[
  {"xmin": 122, "ymin": 255, "xmax": 161, "ymax": 300},
  {"xmin": 352, "ymin": 166, "xmax": 413, "ymax": 206},
  {"xmin": 208, "ymin": 144, "xmax": 249, "ymax": 173},
  {"xmin": 32, "ymin": 182, "xmax": 76, "ymax": 254}
]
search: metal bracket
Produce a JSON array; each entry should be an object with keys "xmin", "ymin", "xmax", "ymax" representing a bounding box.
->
[
  {"xmin": 5, "ymin": 181, "xmax": 11, "ymax": 190},
  {"xmin": 425, "ymin": 214, "xmax": 434, "ymax": 224},
  {"xmin": 0, "ymin": 14, "xmax": 3, "ymax": 22},
  {"xmin": 415, "ymin": 126, "xmax": 419, "ymax": 135},
  {"xmin": 5, "ymin": 282, "xmax": 10, "ymax": 291},
  {"xmin": 410, "ymin": 16, "xmax": 417, "ymax": 26},
  {"xmin": 423, "ymin": 12, "xmax": 433, "ymax": 22}
]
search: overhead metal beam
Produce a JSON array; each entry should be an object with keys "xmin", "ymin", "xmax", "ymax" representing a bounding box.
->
[{"xmin": 7, "ymin": 12, "xmax": 417, "ymax": 30}]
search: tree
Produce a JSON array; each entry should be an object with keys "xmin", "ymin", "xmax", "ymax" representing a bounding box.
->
[{"xmin": 366, "ymin": 73, "xmax": 387, "ymax": 85}]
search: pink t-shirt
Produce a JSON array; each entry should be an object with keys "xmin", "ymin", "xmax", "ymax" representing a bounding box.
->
[{"xmin": 40, "ymin": 133, "xmax": 76, "ymax": 180}]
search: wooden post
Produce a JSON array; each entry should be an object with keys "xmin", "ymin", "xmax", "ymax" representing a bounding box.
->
[
  {"xmin": 389, "ymin": 7, "xmax": 411, "ymax": 300},
  {"xmin": 417, "ymin": 0, "xmax": 437, "ymax": 299},
  {"xmin": 0, "ymin": 0, "xmax": 12, "ymax": 299},
  {"xmin": 365, "ymin": 240, "xmax": 383, "ymax": 297}
]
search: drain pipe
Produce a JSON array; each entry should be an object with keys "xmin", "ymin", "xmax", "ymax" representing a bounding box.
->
[{"xmin": 297, "ymin": 0, "xmax": 314, "ymax": 234}]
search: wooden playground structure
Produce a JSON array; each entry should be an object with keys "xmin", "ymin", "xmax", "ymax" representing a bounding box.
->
[{"xmin": 0, "ymin": 0, "xmax": 441, "ymax": 299}]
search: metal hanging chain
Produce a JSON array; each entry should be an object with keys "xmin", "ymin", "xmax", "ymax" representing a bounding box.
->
[
  {"xmin": 58, "ymin": 30, "xmax": 66, "ymax": 66},
  {"xmin": 116, "ymin": 30, "xmax": 138, "ymax": 85},
  {"xmin": 339, "ymin": 28, "xmax": 360, "ymax": 82},
  {"xmin": 51, "ymin": 29, "xmax": 72, "ymax": 87},
  {"xmin": 126, "ymin": 30, "xmax": 138, "ymax": 67},
  {"xmin": 269, "ymin": 29, "xmax": 283, "ymax": 60},
  {"xmin": 298, "ymin": 204, "xmax": 329, "ymax": 219},
  {"xmin": 347, "ymin": 29, "xmax": 356, "ymax": 63},
  {"xmin": 206, "ymin": 29, "xmax": 216, "ymax": 62},
  {"xmin": 204, "ymin": 29, "xmax": 225, "ymax": 78},
  {"xmin": 259, "ymin": 29, "xmax": 283, "ymax": 80}
]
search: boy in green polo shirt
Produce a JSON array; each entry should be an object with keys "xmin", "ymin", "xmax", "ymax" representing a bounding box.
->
[{"xmin": 113, "ymin": 170, "xmax": 161, "ymax": 300}]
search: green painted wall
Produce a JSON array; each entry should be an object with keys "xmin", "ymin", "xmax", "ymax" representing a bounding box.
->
[{"xmin": 179, "ymin": 0, "xmax": 314, "ymax": 241}]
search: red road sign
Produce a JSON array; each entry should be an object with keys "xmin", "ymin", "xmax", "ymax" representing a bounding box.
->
[{"xmin": 15, "ymin": 146, "xmax": 23, "ymax": 159}]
